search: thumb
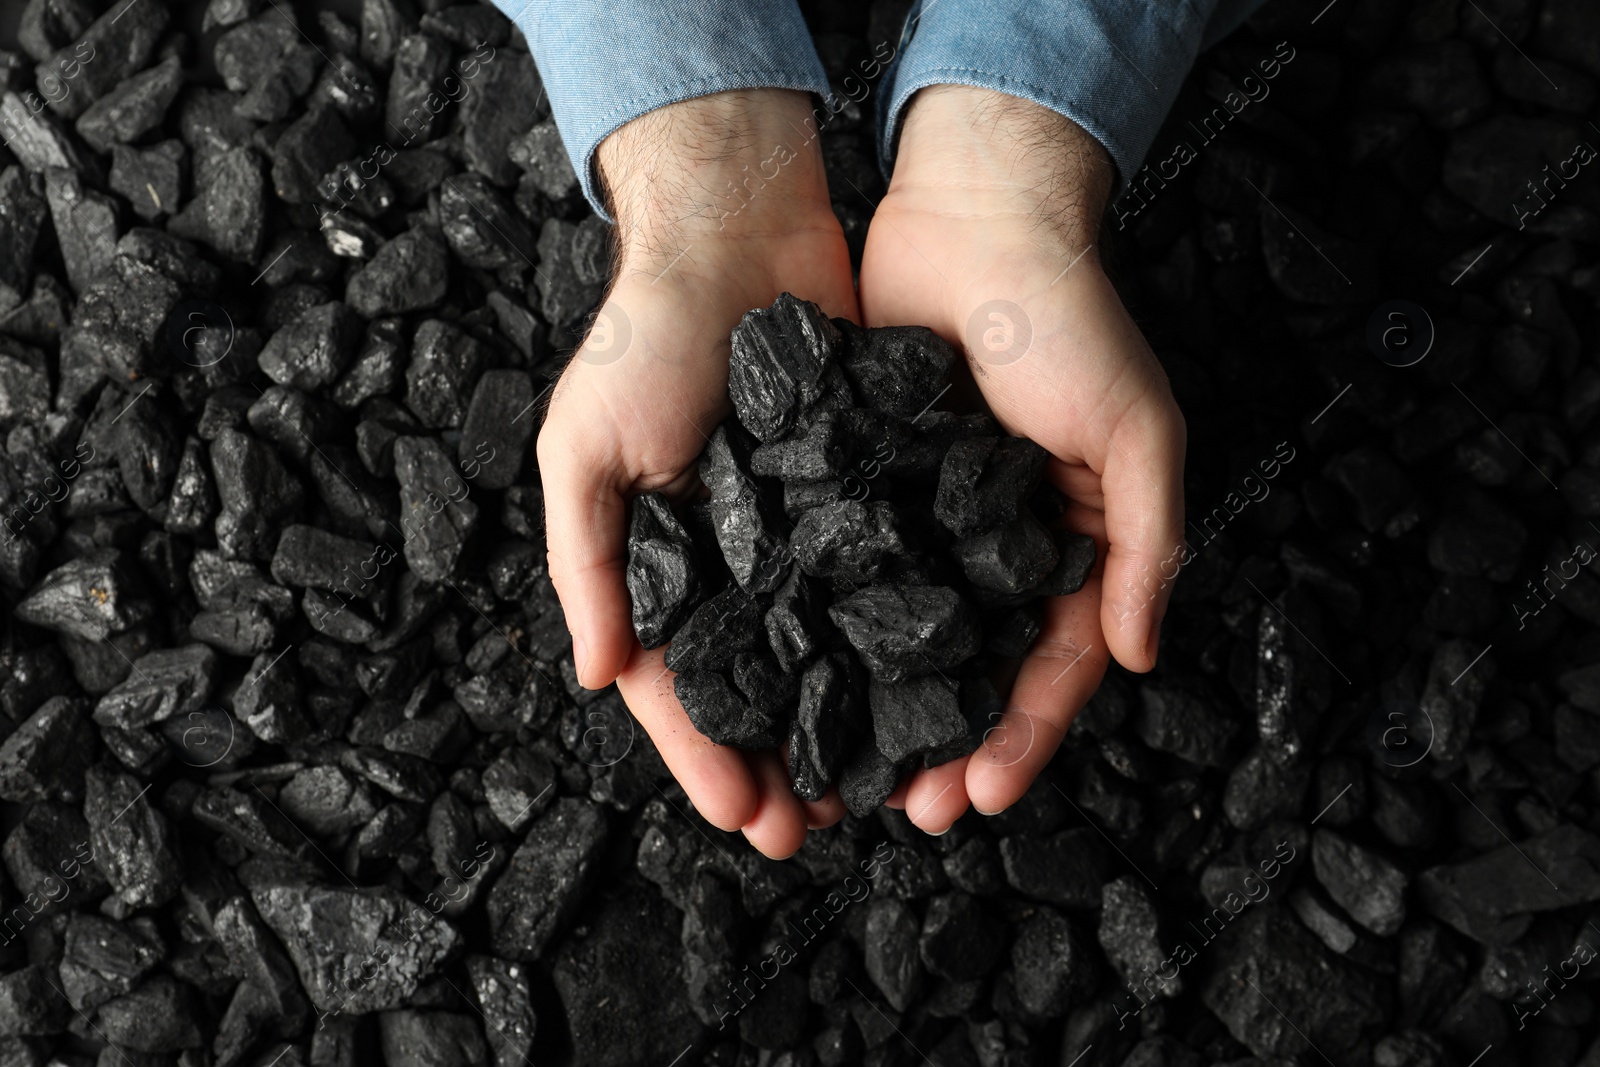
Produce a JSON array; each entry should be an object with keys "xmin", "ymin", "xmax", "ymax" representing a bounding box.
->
[{"xmin": 536, "ymin": 403, "xmax": 635, "ymax": 689}]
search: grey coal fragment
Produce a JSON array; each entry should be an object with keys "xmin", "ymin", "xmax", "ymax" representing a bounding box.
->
[
  {"xmin": 935, "ymin": 436, "xmax": 1048, "ymax": 537},
  {"xmin": 672, "ymin": 669, "xmax": 786, "ymax": 749},
  {"xmin": 828, "ymin": 584, "xmax": 981, "ymax": 682},
  {"xmin": 213, "ymin": 895, "xmax": 310, "ymax": 1030},
  {"xmin": 458, "ymin": 369, "xmax": 535, "ymax": 489},
  {"xmin": 626, "ymin": 492, "xmax": 701, "ymax": 649},
  {"xmin": 95, "ymin": 975, "xmax": 203, "ymax": 1053},
  {"xmin": 91, "ymin": 644, "xmax": 218, "ymax": 729},
  {"xmin": 1135, "ymin": 679, "xmax": 1241, "ymax": 767},
  {"xmin": 17, "ymin": 548, "xmax": 152, "ymax": 639},
  {"xmin": 796, "ymin": 652, "xmax": 860, "ymax": 778},
  {"xmin": 765, "ymin": 565, "xmax": 828, "ymax": 671},
  {"xmin": 0, "ymin": 696, "xmax": 95, "ymax": 802},
  {"xmin": 792, "ymin": 499, "xmax": 907, "ymax": 584},
  {"xmin": 214, "ymin": 14, "xmax": 319, "ymax": 121},
  {"xmin": 839, "ymin": 743, "xmax": 901, "ymax": 817},
  {"xmin": 0, "ymin": 965, "xmax": 68, "ymax": 1036},
  {"xmin": 1098, "ymin": 875, "xmax": 1180, "ymax": 997},
  {"xmin": 1199, "ymin": 905, "xmax": 1385, "ymax": 1063},
  {"xmin": 457, "ymin": 48, "xmax": 540, "ymax": 186},
  {"xmin": 662, "ymin": 584, "xmax": 765, "ymax": 673},
  {"xmin": 270, "ymin": 104, "xmax": 355, "ymax": 205},
  {"xmin": 467, "ymin": 956, "xmax": 538, "ymax": 1067},
  {"xmin": 394, "ymin": 435, "xmax": 480, "ymax": 582},
  {"xmin": 487, "ymin": 798, "xmax": 608, "ymax": 961},
  {"xmin": 869, "ymin": 674, "xmax": 965, "ymax": 763},
  {"xmin": 1311, "ymin": 828, "xmax": 1408, "ymax": 937},
  {"xmin": 551, "ymin": 878, "xmax": 704, "ymax": 1067},
  {"xmin": 0, "ymin": 167, "xmax": 48, "ymax": 314},
  {"xmin": 404, "ymin": 318, "xmax": 489, "ymax": 429},
  {"xmin": 168, "ymin": 145, "xmax": 267, "ymax": 263},
  {"xmin": 727, "ymin": 292, "xmax": 848, "ymax": 442},
  {"xmin": 440, "ymin": 174, "xmax": 531, "ymax": 267},
  {"xmin": 109, "ymin": 140, "xmax": 186, "ymax": 220},
  {"xmin": 270, "ymin": 524, "xmax": 384, "ymax": 596},
  {"xmin": 1011, "ymin": 907, "xmax": 1097, "ymax": 1018},
  {"xmin": 864, "ymin": 897, "xmax": 923, "ymax": 1011},
  {"xmin": 955, "ymin": 513, "xmax": 1060, "ymax": 594},
  {"xmin": 85, "ymin": 764, "xmax": 182, "ymax": 908},
  {"xmin": 38, "ymin": 0, "xmax": 169, "ymax": 121},
  {"xmin": 701, "ymin": 423, "xmax": 789, "ymax": 594},
  {"xmin": 258, "ymin": 301, "xmax": 363, "ymax": 391},
  {"xmin": 346, "ymin": 227, "xmax": 448, "ymax": 317},
  {"xmin": 1416, "ymin": 823, "xmax": 1600, "ymax": 944},
  {"xmin": 509, "ymin": 118, "xmax": 579, "ymax": 201},
  {"xmin": 379, "ymin": 1010, "xmax": 487, "ymax": 1067},
  {"xmin": 835, "ymin": 318, "xmax": 958, "ymax": 418},
  {"xmin": 919, "ymin": 892, "xmax": 1004, "ymax": 981},
  {"xmin": 191, "ymin": 785, "xmax": 312, "ymax": 858},
  {"xmin": 786, "ymin": 717, "xmax": 828, "ymax": 801},
  {"xmin": 73, "ymin": 55, "xmax": 182, "ymax": 155},
  {"xmin": 210, "ymin": 428, "xmax": 304, "ymax": 562},
  {"xmin": 359, "ymin": 0, "xmax": 415, "ymax": 71},
  {"xmin": 0, "ymin": 91, "xmax": 101, "ymax": 176},
  {"xmin": 1420, "ymin": 638, "xmax": 1490, "ymax": 763},
  {"xmin": 19, "ymin": 0, "xmax": 96, "ymax": 63},
  {"xmin": 253, "ymin": 880, "xmax": 460, "ymax": 1014},
  {"xmin": 483, "ymin": 746, "xmax": 556, "ymax": 832},
  {"xmin": 385, "ymin": 34, "xmax": 452, "ymax": 144},
  {"xmin": 44, "ymin": 167, "xmax": 118, "ymax": 295},
  {"xmin": 999, "ymin": 828, "xmax": 1107, "ymax": 909}
]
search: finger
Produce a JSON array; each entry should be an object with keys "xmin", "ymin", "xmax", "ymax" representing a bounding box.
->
[
  {"xmin": 616, "ymin": 648, "xmax": 758, "ymax": 832},
  {"xmin": 802, "ymin": 787, "xmax": 846, "ymax": 830},
  {"xmin": 740, "ymin": 750, "xmax": 809, "ymax": 859},
  {"xmin": 902, "ymin": 758, "xmax": 971, "ymax": 834},
  {"xmin": 967, "ymin": 587, "xmax": 1110, "ymax": 815},
  {"xmin": 1097, "ymin": 390, "xmax": 1186, "ymax": 673},
  {"xmin": 535, "ymin": 393, "xmax": 635, "ymax": 690}
]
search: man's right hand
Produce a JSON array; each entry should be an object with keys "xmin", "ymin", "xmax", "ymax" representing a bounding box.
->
[{"xmin": 536, "ymin": 89, "xmax": 857, "ymax": 858}]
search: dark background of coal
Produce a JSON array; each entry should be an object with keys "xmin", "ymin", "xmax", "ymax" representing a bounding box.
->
[{"xmin": 2, "ymin": 0, "xmax": 1600, "ymax": 1065}]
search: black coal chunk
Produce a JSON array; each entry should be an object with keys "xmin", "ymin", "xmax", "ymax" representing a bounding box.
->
[
  {"xmin": 405, "ymin": 319, "xmax": 489, "ymax": 429},
  {"xmin": 835, "ymin": 319, "xmax": 957, "ymax": 418},
  {"xmin": 487, "ymin": 798, "xmax": 608, "ymax": 961},
  {"xmin": 259, "ymin": 301, "xmax": 362, "ymax": 392},
  {"xmin": 253, "ymin": 879, "xmax": 460, "ymax": 1013},
  {"xmin": 626, "ymin": 492, "xmax": 701, "ymax": 649},
  {"xmin": 727, "ymin": 292, "xmax": 848, "ymax": 442},
  {"xmin": 1417, "ymin": 823, "xmax": 1600, "ymax": 944},
  {"xmin": 347, "ymin": 227, "xmax": 449, "ymax": 317},
  {"xmin": 700, "ymin": 424, "xmax": 788, "ymax": 594},
  {"xmin": 394, "ymin": 435, "xmax": 479, "ymax": 582},
  {"xmin": 169, "ymin": 145, "xmax": 267, "ymax": 263},
  {"xmin": 828, "ymin": 584, "xmax": 981, "ymax": 682},
  {"xmin": 0, "ymin": 695, "xmax": 94, "ymax": 801},
  {"xmin": 108, "ymin": 140, "xmax": 185, "ymax": 220},
  {"xmin": 673, "ymin": 667, "xmax": 787, "ymax": 749},
  {"xmin": 74, "ymin": 55, "xmax": 182, "ymax": 155},
  {"xmin": 791, "ymin": 499, "xmax": 907, "ymax": 584},
  {"xmin": 1200, "ymin": 906, "xmax": 1385, "ymax": 1063},
  {"xmin": 869, "ymin": 674, "xmax": 965, "ymax": 763},
  {"xmin": 85, "ymin": 764, "xmax": 181, "ymax": 908},
  {"xmin": 935, "ymin": 436, "xmax": 1048, "ymax": 537},
  {"xmin": 765, "ymin": 566, "xmax": 828, "ymax": 671},
  {"xmin": 955, "ymin": 513, "xmax": 1060, "ymax": 594},
  {"xmin": 17, "ymin": 549, "xmax": 152, "ymax": 639}
]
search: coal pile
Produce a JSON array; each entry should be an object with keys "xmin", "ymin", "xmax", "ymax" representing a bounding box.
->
[
  {"xmin": 627, "ymin": 293, "xmax": 1095, "ymax": 815},
  {"xmin": 1, "ymin": 0, "xmax": 1600, "ymax": 1065}
]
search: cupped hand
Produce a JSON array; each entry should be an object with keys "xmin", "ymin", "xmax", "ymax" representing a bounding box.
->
[
  {"xmin": 536, "ymin": 90, "xmax": 857, "ymax": 857},
  {"xmin": 858, "ymin": 86, "xmax": 1188, "ymax": 833}
]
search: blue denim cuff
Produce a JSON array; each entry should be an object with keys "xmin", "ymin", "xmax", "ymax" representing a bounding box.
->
[
  {"xmin": 495, "ymin": 0, "xmax": 831, "ymax": 217},
  {"xmin": 877, "ymin": 0, "xmax": 1262, "ymax": 194}
]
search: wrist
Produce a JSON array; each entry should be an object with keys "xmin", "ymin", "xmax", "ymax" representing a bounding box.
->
[
  {"xmin": 596, "ymin": 89, "xmax": 840, "ymax": 266},
  {"xmin": 890, "ymin": 85, "xmax": 1114, "ymax": 247}
]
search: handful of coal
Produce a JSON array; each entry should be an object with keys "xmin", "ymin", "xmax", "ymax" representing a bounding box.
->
[{"xmin": 625, "ymin": 294, "xmax": 1095, "ymax": 814}]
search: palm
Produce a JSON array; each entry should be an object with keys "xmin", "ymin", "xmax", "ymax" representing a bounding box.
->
[
  {"xmin": 540, "ymin": 223, "xmax": 859, "ymax": 857},
  {"xmin": 857, "ymin": 191, "xmax": 1185, "ymax": 828}
]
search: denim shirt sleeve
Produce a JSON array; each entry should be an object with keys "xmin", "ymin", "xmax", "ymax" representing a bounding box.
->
[
  {"xmin": 490, "ymin": 0, "xmax": 830, "ymax": 214},
  {"xmin": 876, "ymin": 0, "xmax": 1266, "ymax": 192}
]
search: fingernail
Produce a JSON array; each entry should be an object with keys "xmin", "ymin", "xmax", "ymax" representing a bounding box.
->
[
  {"xmin": 973, "ymin": 804, "xmax": 1002, "ymax": 817},
  {"xmin": 926, "ymin": 823, "xmax": 952, "ymax": 837}
]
